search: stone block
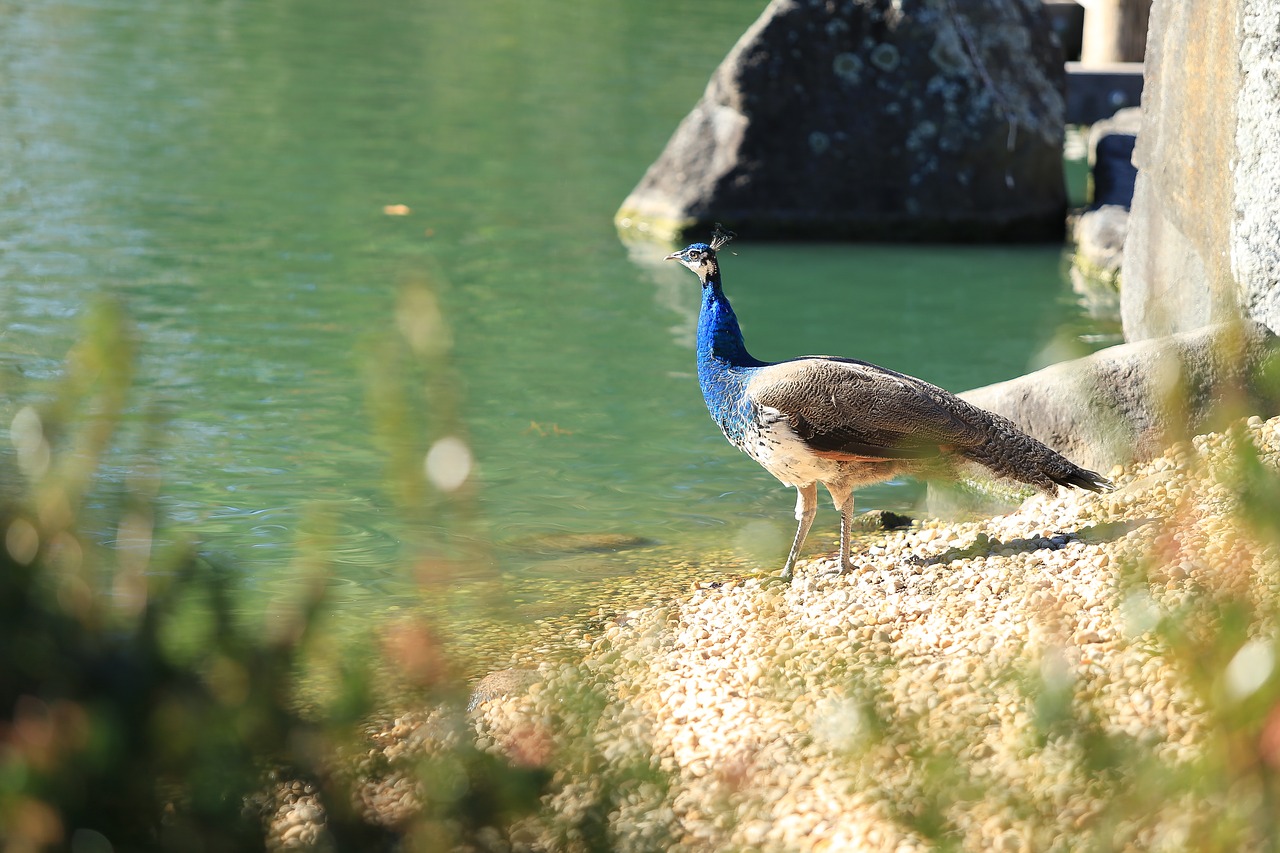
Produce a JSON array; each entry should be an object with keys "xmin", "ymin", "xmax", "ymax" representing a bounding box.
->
[
  {"xmin": 1120, "ymin": 0, "xmax": 1280, "ymax": 340},
  {"xmin": 1088, "ymin": 106, "xmax": 1140, "ymax": 208}
]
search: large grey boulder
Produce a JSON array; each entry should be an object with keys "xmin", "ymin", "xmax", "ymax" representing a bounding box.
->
[
  {"xmin": 1120, "ymin": 0, "xmax": 1280, "ymax": 340},
  {"xmin": 616, "ymin": 0, "xmax": 1067, "ymax": 243},
  {"xmin": 959, "ymin": 321, "xmax": 1280, "ymax": 474}
]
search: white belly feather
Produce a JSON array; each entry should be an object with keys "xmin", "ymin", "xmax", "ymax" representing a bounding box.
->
[{"xmin": 728, "ymin": 405, "xmax": 843, "ymax": 488}]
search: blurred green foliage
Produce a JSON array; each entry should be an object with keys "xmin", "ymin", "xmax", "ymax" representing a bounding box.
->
[
  {"xmin": 903, "ymin": 423, "xmax": 1280, "ymax": 851},
  {"xmin": 0, "ymin": 300, "xmax": 547, "ymax": 851}
]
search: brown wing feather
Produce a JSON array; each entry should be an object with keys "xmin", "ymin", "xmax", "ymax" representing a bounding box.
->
[
  {"xmin": 746, "ymin": 357, "xmax": 991, "ymax": 459},
  {"xmin": 744, "ymin": 356, "xmax": 1111, "ymax": 494}
]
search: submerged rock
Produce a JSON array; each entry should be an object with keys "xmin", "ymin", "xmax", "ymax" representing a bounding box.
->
[
  {"xmin": 617, "ymin": 0, "xmax": 1068, "ymax": 242},
  {"xmin": 850, "ymin": 508, "xmax": 914, "ymax": 532},
  {"xmin": 512, "ymin": 532, "xmax": 654, "ymax": 556},
  {"xmin": 1070, "ymin": 203, "xmax": 1128, "ymax": 321},
  {"xmin": 1073, "ymin": 203, "xmax": 1129, "ymax": 274}
]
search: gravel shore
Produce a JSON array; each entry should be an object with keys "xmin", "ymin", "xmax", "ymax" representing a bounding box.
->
[
  {"xmin": 268, "ymin": 416, "xmax": 1280, "ymax": 850},
  {"xmin": 468, "ymin": 415, "xmax": 1280, "ymax": 851}
]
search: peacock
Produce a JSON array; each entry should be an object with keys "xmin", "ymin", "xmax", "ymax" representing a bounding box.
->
[{"xmin": 666, "ymin": 227, "xmax": 1110, "ymax": 581}]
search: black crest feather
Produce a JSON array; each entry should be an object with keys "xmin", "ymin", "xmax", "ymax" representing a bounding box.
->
[{"xmin": 709, "ymin": 224, "xmax": 736, "ymax": 252}]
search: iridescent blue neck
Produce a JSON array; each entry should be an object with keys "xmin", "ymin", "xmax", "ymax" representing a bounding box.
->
[
  {"xmin": 696, "ymin": 276, "xmax": 765, "ymax": 437},
  {"xmin": 696, "ymin": 278, "xmax": 762, "ymax": 369}
]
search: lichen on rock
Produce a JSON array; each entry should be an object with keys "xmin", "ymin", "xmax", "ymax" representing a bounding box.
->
[{"xmin": 616, "ymin": 0, "xmax": 1068, "ymax": 242}]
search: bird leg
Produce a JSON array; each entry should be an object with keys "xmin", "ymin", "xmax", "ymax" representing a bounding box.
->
[
  {"xmin": 836, "ymin": 491, "xmax": 857, "ymax": 574},
  {"xmin": 780, "ymin": 482, "xmax": 818, "ymax": 582},
  {"xmin": 821, "ymin": 483, "xmax": 856, "ymax": 575}
]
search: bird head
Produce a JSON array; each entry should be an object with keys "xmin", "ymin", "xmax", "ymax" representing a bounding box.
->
[{"xmin": 665, "ymin": 225, "xmax": 735, "ymax": 284}]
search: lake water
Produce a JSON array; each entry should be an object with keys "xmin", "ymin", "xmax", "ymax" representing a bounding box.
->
[{"xmin": 1, "ymin": 0, "xmax": 1105, "ymax": 634}]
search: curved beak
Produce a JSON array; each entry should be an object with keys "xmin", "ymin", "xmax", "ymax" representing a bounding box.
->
[{"xmin": 664, "ymin": 251, "xmax": 681, "ymax": 261}]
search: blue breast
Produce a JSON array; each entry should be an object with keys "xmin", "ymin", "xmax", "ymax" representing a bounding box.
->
[{"xmin": 696, "ymin": 282, "xmax": 766, "ymax": 446}]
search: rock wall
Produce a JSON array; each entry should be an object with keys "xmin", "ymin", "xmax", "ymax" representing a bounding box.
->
[
  {"xmin": 1121, "ymin": 0, "xmax": 1280, "ymax": 340},
  {"xmin": 616, "ymin": 0, "xmax": 1067, "ymax": 243}
]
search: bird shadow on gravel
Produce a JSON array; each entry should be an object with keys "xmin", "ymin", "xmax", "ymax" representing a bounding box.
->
[{"xmin": 920, "ymin": 518, "xmax": 1157, "ymax": 567}]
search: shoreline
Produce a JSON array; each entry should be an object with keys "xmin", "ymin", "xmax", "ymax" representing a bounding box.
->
[
  {"xmin": 462, "ymin": 415, "xmax": 1280, "ymax": 851},
  {"xmin": 270, "ymin": 415, "xmax": 1280, "ymax": 850}
]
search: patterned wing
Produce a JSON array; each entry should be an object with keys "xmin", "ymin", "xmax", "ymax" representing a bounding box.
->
[{"xmin": 746, "ymin": 357, "xmax": 990, "ymax": 460}]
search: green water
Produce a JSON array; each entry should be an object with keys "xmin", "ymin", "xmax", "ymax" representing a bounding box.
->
[{"xmin": 1, "ymin": 0, "xmax": 1099, "ymax": 623}]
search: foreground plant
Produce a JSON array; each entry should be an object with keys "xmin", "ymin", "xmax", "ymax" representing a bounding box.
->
[{"xmin": 0, "ymin": 299, "xmax": 549, "ymax": 851}]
